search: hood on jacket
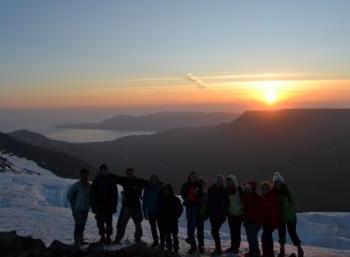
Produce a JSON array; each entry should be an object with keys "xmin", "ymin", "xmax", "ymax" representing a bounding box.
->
[
  {"xmin": 244, "ymin": 181, "xmax": 257, "ymax": 193},
  {"xmin": 261, "ymin": 181, "xmax": 273, "ymax": 195},
  {"xmin": 227, "ymin": 174, "xmax": 239, "ymax": 189},
  {"xmin": 272, "ymin": 172, "xmax": 286, "ymax": 184}
]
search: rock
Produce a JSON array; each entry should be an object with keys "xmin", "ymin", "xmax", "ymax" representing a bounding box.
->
[
  {"xmin": 48, "ymin": 240, "xmax": 75, "ymax": 252},
  {"xmin": 0, "ymin": 231, "xmax": 180, "ymax": 257},
  {"xmin": 85, "ymin": 242, "xmax": 105, "ymax": 253},
  {"xmin": 22, "ymin": 236, "xmax": 46, "ymax": 251},
  {"xmin": 0, "ymin": 231, "xmax": 24, "ymax": 251}
]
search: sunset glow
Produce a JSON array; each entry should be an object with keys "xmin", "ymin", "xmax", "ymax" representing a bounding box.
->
[{"xmin": 0, "ymin": 1, "xmax": 349, "ymax": 111}]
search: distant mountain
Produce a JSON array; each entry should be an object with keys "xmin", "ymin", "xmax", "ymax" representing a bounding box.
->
[
  {"xmin": 56, "ymin": 112, "xmax": 239, "ymax": 131},
  {"xmin": 9, "ymin": 109, "xmax": 350, "ymax": 211},
  {"xmin": 0, "ymin": 132, "xmax": 92, "ymax": 178}
]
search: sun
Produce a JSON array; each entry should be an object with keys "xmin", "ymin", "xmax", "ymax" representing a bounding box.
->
[
  {"xmin": 261, "ymin": 81, "xmax": 281, "ymax": 106},
  {"xmin": 264, "ymin": 86, "xmax": 278, "ymax": 105}
]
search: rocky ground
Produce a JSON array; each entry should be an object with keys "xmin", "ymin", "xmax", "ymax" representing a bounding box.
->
[{"xmin": 0, "ymin": 231, "xmax": 179, "ymax": 257}]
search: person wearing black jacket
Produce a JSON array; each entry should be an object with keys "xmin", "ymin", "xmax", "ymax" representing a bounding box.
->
[
  {"xmin": 196, "ymin": 178, "xmax": 208, "ymax": 253},
  {"xmin": 157, "ymin": 184, "xmax": 184, "ymax": 253},
  {"xmin": 207, "ymin": 175, "xmax": 229, "ymax": 256},
  {"xmin": 90, "ymin": 164, "xmax": 118, "ymax": 244},
  {"xmin": 113, "ymin": 168, "xmax": 150, "ymax": 244}
]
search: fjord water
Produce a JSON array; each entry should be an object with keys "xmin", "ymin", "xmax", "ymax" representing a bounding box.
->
[{"xmin": 29, "ymin": 127, "xmax": 154, "ymax": 143}]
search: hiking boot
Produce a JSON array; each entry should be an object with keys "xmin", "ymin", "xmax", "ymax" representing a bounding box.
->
[
  {"xmin": 226, "ymin": 246, "xmax": 239, "ymax": 254},
  {"xmin": 105, "ymin": 235, "xmax": 111, "ymax": 245},
  {"xmin": 99, "ymin": 235, "xmax": 106, "ymax": 243},
  {"xmin": 277, "ymin": 246, "xmax": 285, "ymax": 257},
  {"xmin": 187, "ymin": 246, "xmax": 197, "ymax": 255},
  {"xmin": 113, "ymin": 238, "xmax": 121, "ymax": 245},
  {"xmin": 297, "ymin": 246, "xmax": 304, "ymax": 257},
  {"xmin": 211, "ymin": 248, "xmax": 222, "ymax": 256},
  {"xmin": 151, "ymin": 240, "xmax": 159, "ymax": 248}
]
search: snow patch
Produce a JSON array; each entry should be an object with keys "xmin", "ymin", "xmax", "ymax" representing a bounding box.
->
[{"xmin": 0, "ymin": 151, "xmax": 349, "ymax": 256}]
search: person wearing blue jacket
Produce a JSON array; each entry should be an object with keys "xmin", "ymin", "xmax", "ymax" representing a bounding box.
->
[
  {"xmin": 142, "ymin": 174, "xmax": 162, "ymax": 247},
  {"xmin": 67, "ymin": 169, "xmax": 90, "ymax": 248}
]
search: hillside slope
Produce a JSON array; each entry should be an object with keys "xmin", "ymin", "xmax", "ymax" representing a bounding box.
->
[{"xmin": 0, "ymin": 132, "xmax": 92, "ymax": 178}]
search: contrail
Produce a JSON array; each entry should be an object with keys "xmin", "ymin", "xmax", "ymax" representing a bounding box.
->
[{"xmin": 186, "ymin": 73, "xmax": 213, "ymax": 91}]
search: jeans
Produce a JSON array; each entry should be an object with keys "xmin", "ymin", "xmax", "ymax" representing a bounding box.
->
[
  {"xmin": 210, "ymin": 215, "xmax": 226, "ymax": 251},
  {"xmin": 95, "ymin": 212, "xmax": 113, "ymax": 236},
  {"xmin": 262, "ymin": 225, "xmax": 275, "ymax": 257},
  {"xmin": 148, "ymin": 213, "xmax": 160, "ymax": 242},
  {"xmin": 161, "ymin": 220, "xmax": 179, "ymax": 252},
  {"xmin": 227, "ymin": 215, "xmax": 242, "ymax": 252},
  {"xmin": 278, "ymin": 220, "xmax": 301, "ymax": 246},
  {"xmin": 72, "ymin": 210, "xmax": 88, "ymax": 244},
  {"xmin": 244, "ymin": 221, "xmax": 261, "ymax": 257},
  {"xmin": 186, "ymin": 205, "xmax": 199, "ymax": 247},
  {"xmin": 197, "ymin": 217, "xmax": 205, "ymax": 248},
  {"xmin": 115, "ymin": 206, "xmax": 143, "ymax": 242}
]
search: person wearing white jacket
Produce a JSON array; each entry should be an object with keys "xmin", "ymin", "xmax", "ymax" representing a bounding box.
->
[
  {"xmin": 67, "ymin": 169, "xmax": 90, "ymax": 248},
  {"xmin": 226, "ymin": 174, "xmax": 243, "ymax": 254}
]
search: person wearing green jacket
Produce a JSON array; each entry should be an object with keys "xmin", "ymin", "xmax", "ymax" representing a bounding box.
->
[
  {"xmin": 67, "ymin": 169, "xmax": 90, "ymax": 248},
  {"xmin": 226, "ymin": 174, "xmax": 243, "ymax": 254},
  {"xmin": 273, "ymin": 172, "xmax": 304, "ymax": 257}
]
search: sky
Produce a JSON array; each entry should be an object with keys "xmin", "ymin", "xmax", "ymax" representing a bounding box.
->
[{"xmin": 1, "ymin": 0, "xmax": 350, "ymax": 113}]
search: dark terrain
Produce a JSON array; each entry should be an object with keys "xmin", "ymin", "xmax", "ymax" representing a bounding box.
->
[
  {"xmin": 8, "ymin": 109, "xmax": 350, "ymax": 211},
  {"xmin": 57, "ymin": 112, "xmax": 239, "ymax": 131},
  {"xmin": 0, "ymin": 231, "xmax": 177, "ymax": 257}
]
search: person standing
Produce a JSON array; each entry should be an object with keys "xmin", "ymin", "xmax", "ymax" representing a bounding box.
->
[
  {"xmin": 226, "ymin": 175, "xmax": 243, "ymax": 254},
  {"xmin": 114, "ymin": 168, "xmax": 150, "ymax": 244},
  {"xmin": 207, "ymin": 175, "xmax": 229, "ymax": 256},
  {"xmin": 242, "ymin": 181, "xmax": 262, "ymax": 257},
  {"xmin": 142, "ymin": 174, "xmax": 162, "ymax": 247},
  {"xmin": 196, "ymin": 178, "xmax": 208, "ymax": 253},
  {"xmin": 157, "ymin": 184, "xmax": 184, "ymax": 253},
  {"xmin": 261, "ymin": 181, "xmax": 281, "ymax": 257},
  {"xmin": 181, "ymin": 171, "xmax": 204, "ymax": 254},
  {"xmin": 67, "ymin": 169, "xmax": 91, "ymax": 248},
  {"xmin": 273, "ymin": 172, "xmax": 304, "ymax": 257},
  {"xmin": 90, "ymin": 164, "xmax": 118, "ymax": 244}
]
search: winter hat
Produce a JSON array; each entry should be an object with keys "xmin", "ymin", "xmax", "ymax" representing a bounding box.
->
[
  {"xmin": 272, "ymin": 172, "xmax": 286, "ymax": 184},
  {"xmin": 227, "ymin": 174, "xmax": 239, "ymax": 189}
]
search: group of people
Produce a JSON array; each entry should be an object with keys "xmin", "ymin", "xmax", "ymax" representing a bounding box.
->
[{"xmin": 67, "ymin": 165, "xmax": 304, "ymax": 257}]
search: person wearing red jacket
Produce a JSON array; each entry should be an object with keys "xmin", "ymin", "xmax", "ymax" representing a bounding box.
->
[
  {"xmin": 180, "ymin": 172, "xmax": 204, "ymax": 254},
  {"xmin": 261, "ymin": 181, "xmax": 281, "ymax": 257},
  {"xmin": 242, "ymin": 181, "xmax": 262, "ymax": 257}
]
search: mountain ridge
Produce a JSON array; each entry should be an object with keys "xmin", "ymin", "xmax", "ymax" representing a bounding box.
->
[{"xmin": 56, "ymin": 111, "xmax": 239, "ymax": 131}]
